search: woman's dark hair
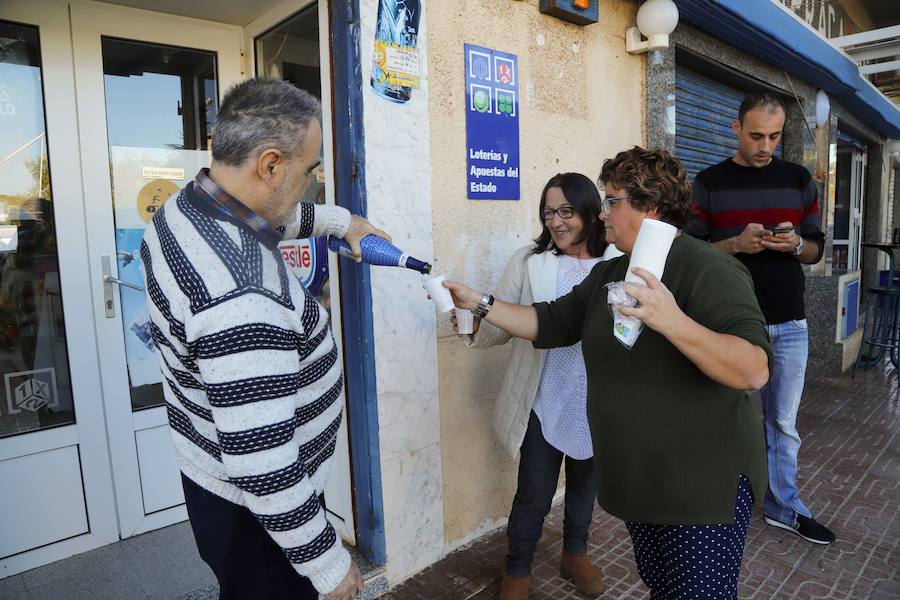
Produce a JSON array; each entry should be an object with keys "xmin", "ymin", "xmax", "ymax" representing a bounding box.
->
[
  {"xmin": 598, "ymin": 146, "xmax": 693, "ymax": 229},
  {"xmin": 532, "ymin": 172, "xmax": 606, "ymax": 257}
]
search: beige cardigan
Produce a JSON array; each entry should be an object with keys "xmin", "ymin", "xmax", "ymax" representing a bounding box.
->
[
  {"xmin": 464, "ymin": 246, "xmax": 561, "ymax": 458},
  {"xmin": 465, "ymin": 243, "xmax": 621, "ymax": 458}
]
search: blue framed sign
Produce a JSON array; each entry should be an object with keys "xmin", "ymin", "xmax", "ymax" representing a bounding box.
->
[{"xmin": 465, "ymin": 43, "xmax": 520, "ymax": 200}]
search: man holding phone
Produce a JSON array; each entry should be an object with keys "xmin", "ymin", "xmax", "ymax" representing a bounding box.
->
[{"xmin": 688, "ymin": 91, "xmax": 834, "ymax": 545}]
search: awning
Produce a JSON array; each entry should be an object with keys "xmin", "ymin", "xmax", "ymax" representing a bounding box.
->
[{"xmin": 675, "ymin": 0, "xmax": 900, "ymax": 139}]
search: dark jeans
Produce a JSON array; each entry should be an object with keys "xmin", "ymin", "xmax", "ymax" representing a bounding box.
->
[
  {"xmin": 506, "ymin": 411, "xmax": 597, "ymax": 577},
  {"xmin": 182, "ymin": 474, "xmax": 319, "ymax": 600}
]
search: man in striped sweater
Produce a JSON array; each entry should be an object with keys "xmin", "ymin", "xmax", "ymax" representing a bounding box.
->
[
  {"xmin": 688, "ymin": 91, "xmax": 835, "ymax": 546},
  {"xmin": 141, "ymin": 79, "xmax": 389, "ymax": 600}
]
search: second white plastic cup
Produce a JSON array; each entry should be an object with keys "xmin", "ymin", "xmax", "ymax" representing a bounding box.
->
[
  {"xmin": 423, "ymin": 273, "xmax": 455, "ymax": 313},
  {"xmin": 455, "ymin": 309, "xmax": 474, "ymax": 334}
]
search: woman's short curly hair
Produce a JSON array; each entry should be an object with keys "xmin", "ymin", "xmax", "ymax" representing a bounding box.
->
[{"xmin": 599, "ymin": 146, "xmax": 693, "ymax": 229}]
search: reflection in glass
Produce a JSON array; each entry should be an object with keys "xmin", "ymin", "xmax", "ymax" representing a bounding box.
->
[
  {"xmin": 0, "ymin": 22, "xmax": 75, "ymax": 438},
  {"xmin": 256, "ymin": 5, "xmax": 332, "ymax": 311},
  {"xmin": 832, "ymin": 150, "xmax": 851, "ymax": 272},
  {"xmin": 101, "ymin": 38, "xmax": 217, "ymax": 411}
]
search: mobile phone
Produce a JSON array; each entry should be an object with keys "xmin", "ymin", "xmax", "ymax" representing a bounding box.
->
[{"xmin": 770, "ymin": 225, "xmax": 794, "ymax": 234}]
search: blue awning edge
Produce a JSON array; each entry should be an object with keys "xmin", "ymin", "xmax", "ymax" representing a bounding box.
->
[{"xmin": 674, "ymin": 0, "xmax": 900, "ymax": 139}]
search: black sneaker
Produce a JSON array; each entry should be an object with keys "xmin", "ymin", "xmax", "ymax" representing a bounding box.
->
[{"xmin": 764, "ymin": 513, "xmax": 836, "ymax": 545}]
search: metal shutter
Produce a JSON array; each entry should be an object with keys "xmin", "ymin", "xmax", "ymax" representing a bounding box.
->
[
  {"xmin": 675, "ymin": 68, "xmax": 784, "ymax": 181},
  {"xmin": 675, "ymin": 68, "xmax": 744, "ymax": 180}
]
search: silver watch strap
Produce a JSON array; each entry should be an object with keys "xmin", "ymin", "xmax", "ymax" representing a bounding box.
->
[{"xmin": 474, "ymin": 294, "xmax": 493, "ymax": 318}]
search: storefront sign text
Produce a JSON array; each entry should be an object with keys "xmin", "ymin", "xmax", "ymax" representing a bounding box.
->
[{"xmin": 465, "ymin": 44, "xmax": 520, "ymax": 200}]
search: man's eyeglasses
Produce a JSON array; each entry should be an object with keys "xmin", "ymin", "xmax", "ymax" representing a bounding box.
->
[
  {"xmin": 541, "ymin": 206, "xmax": 575, "ymax": 221},
  {"xmin": 600, "ymin": 195, "xmax": 628, "ymax": 214}
]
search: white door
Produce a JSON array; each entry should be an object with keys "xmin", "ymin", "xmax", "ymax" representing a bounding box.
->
[
  {"xmin": 0, "ymin": 1, "xmax": 119, "ymax": 577},
  {"xmin": 69, "ymin": 1, "xmax": 244, "ymax": 537},
  {"xmin": 69, "ymin": 0, "xmax": 356, "ymax": 545},
  {"xmin": 834, "ymin": 147, "xmax": 868, "ymax": 272},
  {"xmin": 0, "ymin": 2, "xmax": 356, "ymax": 575}
]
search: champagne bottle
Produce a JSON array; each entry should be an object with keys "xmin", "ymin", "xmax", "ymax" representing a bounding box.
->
[{"xmin": 327, "ymin": 235, "xmax": 432, "ymax": 274}]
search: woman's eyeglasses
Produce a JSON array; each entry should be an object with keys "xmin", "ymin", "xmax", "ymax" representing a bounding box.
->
[
  {"xmin": 541, "ymin": 206, "xmax": 575, "ymax": 221},
  {"xmin": 600, "ymin": 195, "xmax": 628, "ymax": 214}
]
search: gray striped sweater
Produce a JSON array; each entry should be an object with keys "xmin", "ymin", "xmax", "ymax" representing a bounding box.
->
[{"xmin": 140, "ymin": 185, "xmax": 352, "ymax": 593}]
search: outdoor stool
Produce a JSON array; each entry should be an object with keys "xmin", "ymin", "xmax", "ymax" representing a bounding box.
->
[{"xmin": 852, "ymin": 286, "xmax": 900, "ymax": 377}]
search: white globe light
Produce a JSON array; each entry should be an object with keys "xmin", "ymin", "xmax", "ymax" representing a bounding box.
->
[
  {"xmin": 636, "ymin": 0, "xmax": 680, "ymax": 37},
  {"xmin": 815, "ymin": 89, "xmax": 830, "ymax": 128}
]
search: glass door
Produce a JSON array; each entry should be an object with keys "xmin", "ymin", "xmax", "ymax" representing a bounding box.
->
[
  {"xmin": 833, "ymin": 138, "xmax": 867, "ymax": 273},
  {"xmin": 0, "ymin": 2, "xmax": 118, "ymax": 576},
  {"xmin": 849, "ymin": 151, "xmax": 866, "ymax": 272},
  {"xmin": 70, "ymin": 2, "xmax": 243, "ymax": 537}
]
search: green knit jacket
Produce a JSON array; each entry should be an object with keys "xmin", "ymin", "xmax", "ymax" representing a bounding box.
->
[{"xmin": 534, "ymin": 234, "xmax": 772, "ymax": 524}]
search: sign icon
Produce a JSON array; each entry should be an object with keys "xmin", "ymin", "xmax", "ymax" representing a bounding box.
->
[
  {"xmin": 137, "ymin": 179, "xmax": 179, "ymax": 224},
  {"xmin": 474, "ymin": 90, "xmax": 490, "ymax": 113},
  {"xmin": 4, "ymin": 368, "xmax": 58, "ymax": 415},
  {"xmin": 494, "ymin": 57, "xmax": 516, "ymax": 86},
  {"xmin": 496, "ymin": 90, "xmax": 516, "ymax": 117},
  {"xmin": 468, "ymin": 51, "xmax": 492, "ymax": 82},
  {"xmin": 15, "ymin": 378, "xmax": 50, "ymax": 411},
  {"xmin": 469, "ymin": 84, "xmax": 493, "ymax": 114}
]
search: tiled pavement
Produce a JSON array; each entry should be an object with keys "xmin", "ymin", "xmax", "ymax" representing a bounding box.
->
[
  {"xmin": 0, "ymin": 515, "xmax": 385, "ymax": 600},
  {"xmin": 1, "ymin": 364, "xmax": 896, "ymax": 599},
  {"xmin": 383, "ymin": 364, "xmax": 900, "ymax": 600}
]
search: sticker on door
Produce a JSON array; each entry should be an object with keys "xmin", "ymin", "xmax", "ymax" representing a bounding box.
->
[{"xmin": 4, "ymin": 368, "xmax": 58, "ymax": 415}]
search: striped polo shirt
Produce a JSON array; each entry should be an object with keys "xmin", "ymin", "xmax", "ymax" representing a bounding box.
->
[{"xmin": 688, "ymin": 157, "xmax": 824, "ymax": 324}]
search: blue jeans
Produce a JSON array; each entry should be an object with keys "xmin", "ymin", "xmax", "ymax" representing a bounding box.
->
[{"xmin": 760, "ymin": 319, "xmax": 812, "ymax": 524}]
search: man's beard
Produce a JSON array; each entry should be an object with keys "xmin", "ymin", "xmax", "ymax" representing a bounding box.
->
[{"xmin": 269, "ymin": 170, "xmax": 302, "ymax": 226}]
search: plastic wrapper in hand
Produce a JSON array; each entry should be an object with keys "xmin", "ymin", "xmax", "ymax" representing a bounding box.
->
[{"xmin": 606, "ymin": 282, "xmax": 643, "ymax": 349}]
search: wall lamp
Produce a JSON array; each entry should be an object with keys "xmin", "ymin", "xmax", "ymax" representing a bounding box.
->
[{"xmin": 626, "ymin": 0, "xmax": 680, "ymax": 54}]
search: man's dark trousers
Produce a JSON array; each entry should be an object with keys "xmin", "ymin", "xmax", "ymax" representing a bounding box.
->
[{"xmin": 182, "ymin": 474, "xmax": 320, "ymax": 600}]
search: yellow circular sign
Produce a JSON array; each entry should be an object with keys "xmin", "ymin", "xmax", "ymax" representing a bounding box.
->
[{"xmin": 137, "ymin": 180, "xmax": 179, "ymax": 224}]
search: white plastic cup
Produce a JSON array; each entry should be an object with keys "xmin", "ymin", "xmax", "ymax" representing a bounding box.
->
[
  {"xmin": 423, "ymin": 273, "xmax": 455, "ymax": 313},
  {"xmin": 455, "ymin": 309, "xmax": 474, "ymax": 334}
]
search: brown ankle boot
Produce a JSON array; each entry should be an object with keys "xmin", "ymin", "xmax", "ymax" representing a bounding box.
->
[
  {"xmin": 560, "ymin": 550, "xmax": 604, "ymax": 597},
  {"xmin": 499, "ymin": 572, "xmax": 530, "ymax": 600}
]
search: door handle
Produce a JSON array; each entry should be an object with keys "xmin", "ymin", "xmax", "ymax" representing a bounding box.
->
[
  {"xmin": 101, "ymin": 254, "xmax": 144, "ymax": 318},
  {"xmin": 103, "ymin": 275, "xmax": 144, "ymax": 292}
]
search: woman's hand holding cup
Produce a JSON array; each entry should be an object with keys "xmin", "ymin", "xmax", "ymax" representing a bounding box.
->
[{"xmin": 441, "ymin": 280, "xmax": 482, "ymax": 311}]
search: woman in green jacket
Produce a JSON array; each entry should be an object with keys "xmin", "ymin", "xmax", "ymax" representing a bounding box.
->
[{"xmin": 445, "ymin": 147, "xmax": 771, "ymax": 600}]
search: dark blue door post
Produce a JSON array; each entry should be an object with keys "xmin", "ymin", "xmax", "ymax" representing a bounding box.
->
[{"xmin": 328, "ymin": 0, "xmax": 387, "ymax": 565}]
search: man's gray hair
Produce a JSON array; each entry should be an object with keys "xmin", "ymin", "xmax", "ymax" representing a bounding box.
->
[{"xmin": 212, "ymin": 78, "xmax": 322, "ymax": 166}]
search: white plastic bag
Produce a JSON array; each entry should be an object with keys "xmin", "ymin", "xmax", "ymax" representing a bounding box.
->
[{"xmin": 607, "ymin": 282, "xmax": 643, "ymax": 349}]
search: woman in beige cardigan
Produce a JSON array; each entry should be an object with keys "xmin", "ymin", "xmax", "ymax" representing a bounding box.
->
[{"xmin": 456, "ymin": 173, "xmax": 619, "ymax": 600}]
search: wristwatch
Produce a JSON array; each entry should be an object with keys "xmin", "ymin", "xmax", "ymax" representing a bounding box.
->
[
  {"xmin": 793, "ymin": 236, "xmax": 804, "ymax": 256},
  {"xmin": 474, "ymin": 294, "xmax": 494, "ymax": 319}
]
